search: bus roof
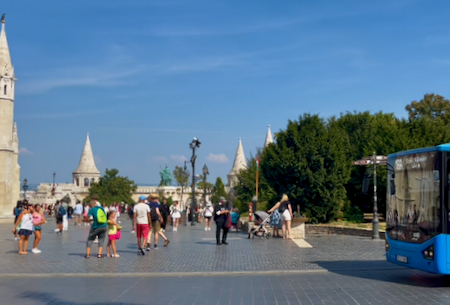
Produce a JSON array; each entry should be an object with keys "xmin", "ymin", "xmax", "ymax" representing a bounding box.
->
[{"xmin": 388, "ymin": 143, "xmax": 450, "ymax": 158}]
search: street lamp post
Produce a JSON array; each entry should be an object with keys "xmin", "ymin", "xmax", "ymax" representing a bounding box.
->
[
  {"xmin": 22, "ymin": 178, "xmax": 28, "ymax": 199},
  {"xmin": 52, "ymin": 172, "xmax": 56, "ymax": 196},
  {"xmin": 203, "ymin": 164, "xmax": 209, "ymax": 205},
  {"xmin": 189, "ymin": 138, "xmax": 201, "ymax": 225}
]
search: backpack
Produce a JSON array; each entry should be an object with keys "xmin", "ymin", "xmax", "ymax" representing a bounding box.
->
[
  {"xmin": 278, "ymin": 201, "xmax": 288, "ymax": 213},
  {"xmin": 96, "ymin": 207, "xmax": 107, "ymax": 224},
  {"xmin": 59, "ymin": 206, "xmax": 67, "ymax": 216},
  {"xmin": 150, "ymin": 203, "xmax": 159, "ymax": 221},
  {"xmin": 14, "ymin": 207, "xmax": 22, "ymax": 217}
]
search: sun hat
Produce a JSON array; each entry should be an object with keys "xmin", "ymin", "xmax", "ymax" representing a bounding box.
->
[{"xmin": 150, "ymin": 193, "xmax": 159, "ymax": 200}]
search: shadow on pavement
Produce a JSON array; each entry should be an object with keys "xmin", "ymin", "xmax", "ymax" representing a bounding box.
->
[
  {"xmin": 19, "ymin": 291, "xmax": 144, "ymax": 305},
  {"xmin": 315, "ymin": 260, "xmax": 450, "ymax": 287}
]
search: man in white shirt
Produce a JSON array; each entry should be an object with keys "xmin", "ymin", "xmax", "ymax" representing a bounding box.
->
[
  {"xmin": 74, "ymin": 201, "xmax": 84, "ymax": 226},
  {"xmin": 133, "ymin": 196, "xmax": 151, "ymax": 256}
]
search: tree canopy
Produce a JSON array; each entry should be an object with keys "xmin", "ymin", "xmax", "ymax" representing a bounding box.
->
[{"xmin": 84, "ymin": 169, "xmax": 137, "ymax": 205}]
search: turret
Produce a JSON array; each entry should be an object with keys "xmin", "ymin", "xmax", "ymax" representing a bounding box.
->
[
  {"xmin": 227, "ymin": 138, "xmax": 247, "ymax": 187},
  {"xmin": 73, "ymin": 134, "xmax": 101, "ymax": 187},
  {"xmin": 264, "ymin": 125, "xmax": 273, "ymax": 148}
]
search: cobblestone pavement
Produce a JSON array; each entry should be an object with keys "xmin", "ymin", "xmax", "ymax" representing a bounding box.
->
[
  {"xmin": 0, "ymin": 219, "xmax": 388, "ymax": 274},
  {"xmin": 2, "ymin": 268, "xmax": 450, "ymax": 305},
  {"xmin": 2, "ymin": 219, "xmax": 450, "ymax": 304}
]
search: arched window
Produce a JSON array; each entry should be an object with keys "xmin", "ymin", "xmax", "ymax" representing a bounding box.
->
[
  {"xmin": 91, "ymin": 178, "xmax": 95, "ymax": 185},
  {"xmin": 84, "ymin": 178, "xmax": 89, "ymax": 187},
  {"xmin": 3, "ymin": 85, "xmax": 6, "ymax": 95}
]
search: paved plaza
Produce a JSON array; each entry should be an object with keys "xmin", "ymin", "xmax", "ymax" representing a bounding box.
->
[{"xmin": 1, "ymin": 219, "xmax": 450, "ymax": 304}]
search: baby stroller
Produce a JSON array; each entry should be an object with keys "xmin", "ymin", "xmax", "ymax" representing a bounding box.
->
[{"xmin": 248, "ymin": 211, "xmax": 272, "ymax": 239}]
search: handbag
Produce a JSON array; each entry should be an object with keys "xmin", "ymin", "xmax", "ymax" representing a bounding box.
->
[{"xmin": 224, "ymin": 213, "xmax": 232, "ymax": 229}]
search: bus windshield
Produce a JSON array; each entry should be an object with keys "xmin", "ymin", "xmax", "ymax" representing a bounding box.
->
[{"xmin": 386, "ymin": 151, "xmax": 440, "ymax": 243}]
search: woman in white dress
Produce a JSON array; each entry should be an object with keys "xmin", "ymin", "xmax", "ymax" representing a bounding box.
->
[{"xmin": 170, "ymin": 201, "xmax": 181, "ymax": 232}]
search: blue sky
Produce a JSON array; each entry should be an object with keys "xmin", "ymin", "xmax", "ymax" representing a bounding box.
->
[{"xmin": 4, "ymin": 0, "xmax": 450, "ymax": 186}]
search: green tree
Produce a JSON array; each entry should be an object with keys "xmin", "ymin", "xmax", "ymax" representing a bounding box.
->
[
  {"xmin": 173, "ymin": 166, "xmax": 190, "ymax": 207},
  {"xmin": 261, "ymin": 114, "xmax": 351, "ymax": 223},
  {"xmin": 84, "ymin": 168, "xmax": 137, "ymax": 205},
  {"xmin": 405, "ymin": 93, "xmax": 450, "ymax": 123},
  {"xmin": 234, "ymin": 153, "xmax": 276, "ymax": 212},
  {"xmin": 211, "ymin": 177, "xmax": 227, "ymax": 204},
  {"xmin": 197, "ymin": 179, "xmax": 213, "ymax": 204}
]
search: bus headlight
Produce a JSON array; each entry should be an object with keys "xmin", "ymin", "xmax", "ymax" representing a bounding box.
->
[{"xmin": 422, "ymin": 245, "xmax": 434, "ymax": 260}]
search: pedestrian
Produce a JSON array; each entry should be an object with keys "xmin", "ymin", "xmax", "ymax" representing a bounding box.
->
[
  {"xmin": 129, "ymin": 203, "xmax": 135, "ymax": 233},
  {"xmin": 198, "ymin": 206, "xmax": 204, "ymax": 223},
  {"xmin": 170, "ymin": 201, "xmax": 181, "ymax": 231},
  {"xmin": 55, "ymin": 202, "xmax": 66, "ymax": 233},
  {"xmin": 133, "ymin": 196, "xmax": 151, "ymax": 255},
  {"xmin": 13, "ymin": 201, "xmax": 24, "ymax": 241},
  {"xmin": 203, "ymin": 201, "xmax": 213, "ymax": 231},
  {"xmin": 231, "ymin": 208, "xmax": 240, "ymax": 232},
  {"xmin": 83, "ymin": 202, "xmax": 90, "ymax": 226},
  {"xmin": 32, "ymin": 204, "xmax": 46, "ymax": 253},
  {"xmin": 147, "ymin": 194, "xmax": 169, "ymax": 250},
  {"xmin": 102, "ymin": 203, "xmax": 109, "ymax": 214},
  {"xmin": 13, "ymin": 203, "xmax": 34, "ymax": 254},
  {"xmin": 83, "ymin": 200, "xmax": 108, "ymax": 258},
  {"xmin": 107, "ymin": 211, "xmax": 121, "ymax": 258},
  {"xmin": 160, "ymin": 198, "xmax": 169, "ymax": 232},
  {"xmin": 62, "ymin": 201, "xmax": 69, "ymax": 231},
  {"xmin": 214, "ymin": 197, "xmax": 230, "ymax": 245},
  {"xmin": 268, "ymin": 194, "xmax": 293, "ymax": 239},
  {"xmin": 270, "ymin": 208, "xmax": 282, "ymax": 238},
  {"xmin": 74, "ymin": 201, "xmax": 83, "ymax": 226}
]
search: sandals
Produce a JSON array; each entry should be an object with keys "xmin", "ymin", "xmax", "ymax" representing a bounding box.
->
[
  {"xmin": 85, "ymin": 254, "xmax": 90, "ymax": 259},
  {"xmin": 97, "ymin": 254, "xmax": 103, "ymax": 258}
]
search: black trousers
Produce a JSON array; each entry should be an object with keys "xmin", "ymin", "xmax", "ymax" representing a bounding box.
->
[
  {"xmin": 215, "ymin": 219, "xmax": 229, "ymax": 243},
  {"xmin": 161, "ymin": 216, "xmax": 167, "ymax": 230}
]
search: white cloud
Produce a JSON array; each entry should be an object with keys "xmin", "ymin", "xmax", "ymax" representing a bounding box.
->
[
  {"xmin": 207, "ymin": 153, "xmax": 229, "ymax": 164},
  {"xmin": 19, "ymin": 148, "xmax": 33, "ymax": 155},
  {"xmin": 171, "ymin": 155, "xmax": 187, "ymax": 163},
  {"xmin": 153, "ymin": 156, "xmax": 168, "ymax": 163}
]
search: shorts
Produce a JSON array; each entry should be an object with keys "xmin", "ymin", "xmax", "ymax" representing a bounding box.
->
[
  {"xmin": 18, "ymin": 229, "xmax": 33, "ymax": 237},
  {"xmin": 205, "ymin": 216, "xmax": 212, "ymax": 219},
  {"xmin": 86, "ymin": 226, "xmax": 107, "ymax": 247},
  {"xmin": 281, "ymin": 210, "xmax": 292, "ymax": 221},
  {"xmin": 109, "ymin": 231, "xmax": 121, "ymax": 241},
  {"xmin": 151, "ymin": 220, "xmax": 161, "ymax": 233},
  {"xmin": 136, "ymin": 224, "xmax": 150, "ymax": 239},
  {"xmin": 56, "ymin": 216, "xmax": 63, "ymax": 224},
  {"xmin": 34, "ymin": 226, "xmax": 42, "ymax": 231}
]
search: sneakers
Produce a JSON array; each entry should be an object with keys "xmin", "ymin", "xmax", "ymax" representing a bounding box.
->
[
  {"xmin": 153, "ymin": 245, "xmax": 158, "ymax": 250},
  {"xmin": 14, "ymin": 237, "xmax": 18, "ymax": 241},
  {"xmin": 31, "ymin": 248, "xmax": 41, "ymax": 254},
  {"xmin": 138, "ymin": 248, "xmax": 145, "ymax": 256},
  {"xmin": 164, "ymin": 240, "xmax": 170, "ymax": 247},
  {"xmin": 222, "ymin": 241, "xmax": 228, "ymax": 245},
  {"xmin": 130, "ymin": 230, "xmax": 135, "ymax": 233},
  {"xmin": 146, "ymin": 246, "xmax": 151, "ymax": 251},
  {"xmin": 205, "ymin": 227, "xmax": 207, "ymax": 231}
]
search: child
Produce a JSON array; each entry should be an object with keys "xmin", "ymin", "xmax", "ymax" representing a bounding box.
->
[
  {"xmin": 231, "ymin": 208, "xmax": 240, "ymax": 232},
  {"xmin": 107, "ymin": 211, "xmax": 121, "ymax": 258},
  {"xmin": 13, "ymin": 204, "xmax": 34, "ymax": 254}
]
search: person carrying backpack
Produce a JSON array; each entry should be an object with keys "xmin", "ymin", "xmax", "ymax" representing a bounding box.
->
[
  {"xmin": 83, "ymin": 199, "xmax": 108, "ymax": 258},
  {"xmin": 146, "ymin": 194, "xmax": 169, "ymax": 250},
  {"xmin": 56, "ymin": 203, "xmax": 67, "ymax": 233},
  {"xmin": 268, "ymin": 194, "xmax": 293, "ymax": 239}
]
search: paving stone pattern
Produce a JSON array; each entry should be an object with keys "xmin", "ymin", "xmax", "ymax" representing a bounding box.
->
[
  {"xmin": 0, "ymin": 219, "xmax": 387, "ymax": 274},
  {"xmin": 1, "ymin": 269, "xmax": 450, "ymax": 305}
]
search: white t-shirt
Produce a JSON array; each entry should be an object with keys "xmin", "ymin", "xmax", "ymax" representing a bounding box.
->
[
  {"xmin": 74, "ymin": 203, "xmax": 83, "ymax": 215},
  {"xmin": 134, "ymin": 203, "xmax": 150, "ymax": 224}
]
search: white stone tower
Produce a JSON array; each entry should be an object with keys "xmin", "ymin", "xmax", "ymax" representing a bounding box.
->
[
  {"xmin": 0, "ymin": 16, "xmax": 20, "ymax": 216},
  {"xmin": 227, "ymin": 138, "xmax": 247, "ymax": 187},
  {"xmin": 264, "ymin": 125, "xmax": 273, "ymax": 147},
  {"xmin": 73, "ymin": 134, "xmax": 101, "ymax": 188}
]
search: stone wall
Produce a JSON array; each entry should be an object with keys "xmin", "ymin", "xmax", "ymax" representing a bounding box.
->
[{"xmin": 306, "ymin": 224, "xmax": 386, "ymax": 239}]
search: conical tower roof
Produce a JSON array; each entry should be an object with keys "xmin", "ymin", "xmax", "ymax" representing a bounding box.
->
[
  {"xmin": 228, "ymin": 138, "xmax": 247, "ymax": 176},
  {"xmin": 264, "ymin": 125, "xmax": 273, "ymax": 147},
  {"xmin": 73, "ymin": 134, "xmax": 100, "ymax": 174},
  {"xmin": 0, "ymin": 17, "xmax": 14, "ymax": 77}
]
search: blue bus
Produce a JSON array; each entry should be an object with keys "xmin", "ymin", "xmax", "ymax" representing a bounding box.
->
[{"xmin": 385, "ymin": 144, "xmax": 450, "ymax": 274}]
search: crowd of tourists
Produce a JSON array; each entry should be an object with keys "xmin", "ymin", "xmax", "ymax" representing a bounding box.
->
[{"xmin": 11, "ymin": 193, "xmax": 294, "ymax": 256}]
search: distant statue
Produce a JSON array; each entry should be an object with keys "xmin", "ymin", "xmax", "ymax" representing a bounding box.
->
[
  {"xmin": 159, "ymin": 166, "xmax": 173, "ymax": 186},
  {"xmin": 1, "ymin": 14, "xmax": 5, "ymax": 23}
]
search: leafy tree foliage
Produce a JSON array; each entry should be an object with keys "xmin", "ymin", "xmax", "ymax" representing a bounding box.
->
[
  {"xmin": 261, "ymin": 114, "xmax": 351, "ymax": 223},
  {"xmin": 211, "ymin": 177, "xmax": 227, "ymax": 204},
  {"xmin": 84, "ymin": 169, "xmax": 137, "ymax": 205},
  {"xmin": 173, "ymin": 166, "xmax": 190, "ymax": 207},
  {"xmin": 405, "ymin": 93, "xmax": 450, "ymax": 123}
]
